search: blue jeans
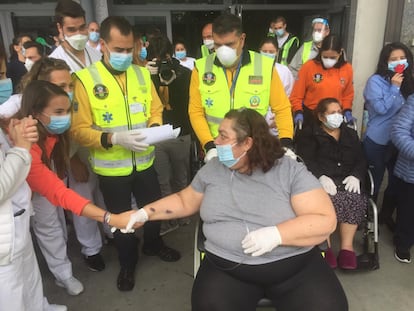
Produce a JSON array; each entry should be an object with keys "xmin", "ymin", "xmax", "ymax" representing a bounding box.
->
[{"xmin": 362, "ymin": 136, "xmax": 398, "ymax": 201}]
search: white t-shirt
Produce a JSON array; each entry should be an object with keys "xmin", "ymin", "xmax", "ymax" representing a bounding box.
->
[
  {"xmin": 49, "ymin": 45, "xmax": 101, "ymax": 73},
  {"xmin": 87, "ymin": 41, "xmax": 101, "ymax": 53},
  {"xmin": 178, "ymin": 57, "xmax": 195, "ymax": 71},
  {"xmin": 275, "ymin": 63, "xmax": 295, "ymax": 96}
]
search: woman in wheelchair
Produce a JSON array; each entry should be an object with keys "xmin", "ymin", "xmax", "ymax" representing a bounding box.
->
[
  {"xmin": 296, "ymin": 97, "xmax": 368, "ymax": 270},
  {"xmin": 126, "ymin": 108, "xmax": 348, "ymax": 311}
]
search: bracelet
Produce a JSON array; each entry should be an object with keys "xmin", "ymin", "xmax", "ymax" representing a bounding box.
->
[{"xmin": 103, "ymin": 211, "xmax": 111, "ymax": 225}]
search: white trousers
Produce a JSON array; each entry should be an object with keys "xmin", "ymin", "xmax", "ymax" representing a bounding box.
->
[
  {"xmin": 67, "ymin": 164, "xmax": 104, "ymax": 256},
  {"xmin": 0, "ymin": 210, "xmax": 53, "ymax": 311},
  {"xmin": 31, "ymin": 193, "xmax": 73, "ymax": 282}
]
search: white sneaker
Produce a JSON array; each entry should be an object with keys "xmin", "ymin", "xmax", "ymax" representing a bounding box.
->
[
  {"xmin": 45, "ymin": 304, "xmax": 68, "ymax": 311},
  {"xmin": 55, "ymin": 276, "xmax": 84, "ymax": 295}
]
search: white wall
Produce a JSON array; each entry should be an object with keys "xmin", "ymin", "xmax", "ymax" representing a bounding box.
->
[{"xmin": 351, "ymin": 0, "xmax": 388, "ymax": 133}]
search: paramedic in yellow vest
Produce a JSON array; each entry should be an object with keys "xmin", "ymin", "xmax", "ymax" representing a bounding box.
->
[
  {"xmin": 289, "ymin": 17, "xmax": 330, "ymax": 79},
  {"xmin": 199, "ymin": 23, "xmax": 214, "ymax": 58},
  {"xmin": 70, "ymin": 16, "xmax": 180, "ymax": 293},
  {"xmin": 189, "ymin": 13, "xmax": 294, "ymax": 162},
  {"xmin": 267, "ymin": 16, "xmax": 300, "ymax": 66}
]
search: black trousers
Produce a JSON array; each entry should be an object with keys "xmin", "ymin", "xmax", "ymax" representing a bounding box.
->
[
  {"xmin": 395, "ymin": 177, "xmax": 414, "ymax": 250},
  {"xmin": 98, "ymin": 166, "xmax": 163, "ymax": 269},
  {"xmin": 192, "ymin": 248, "xmax": 348, "ymax": 311}
]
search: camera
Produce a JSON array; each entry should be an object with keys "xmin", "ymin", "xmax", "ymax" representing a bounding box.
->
[{"xmin": 156, "ymin": 58, "xmax": 177, "ymax": 85}]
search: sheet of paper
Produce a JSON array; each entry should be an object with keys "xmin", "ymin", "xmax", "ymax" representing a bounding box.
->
[{"xmin": 140, "ymin": 124, "xmax": 181, "ymax": 145}]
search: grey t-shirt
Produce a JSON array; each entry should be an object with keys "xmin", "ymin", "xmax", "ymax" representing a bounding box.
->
[{"xmin": 191, "ymin": 155, "xmax": 322, "ymax": 265}]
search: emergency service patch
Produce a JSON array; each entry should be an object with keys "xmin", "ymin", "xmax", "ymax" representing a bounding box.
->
[
  {"xmin": 249, "ymin": 95, "xmax": 260, "ymax": 107},
  {"xmin": 313, "ymin": 73, "xmax": 323, "ymax": 83},
  {"xmin": 248, "ymin": 75, "xmax": 263, "ymax": 84},
  {"xmin": 202, "ymin": 72, "xmax": 216, "ymax": 85},
  {"xmin": 205, "ymin": 98, "xmax": 213, "ymax": 107},
  {"xmin": 103, "ymin": 112, "xmax": 113, "ymax": 124},
  {"xmin": 93, "ymin": 84, "xmax": 109, "ymax": 99}
]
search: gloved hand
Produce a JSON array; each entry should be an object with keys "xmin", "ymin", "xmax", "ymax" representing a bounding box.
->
[
  {"xmin": 265, "ymin": 110, "xmax": 279, "ymax": 136},
  {"xmin": 204, "ymin": 148, "xmax": 217, "ymax": 163},
  {"xmin": 242, "ymin": 226, "xmax": 282, "ymax": 257},
  {"xmin": 283, "ymin": 147, "xmax": 297, "ymax": 160},
  {"xmin": 294, "ymin": 112, "xmax": 304, "ymax": 126},
  {"xmin": 319, "ymin": 175, "xmax": 337, "ymax": 195},
  {"xmin": 124, "ymin": 208, "xmax": 149, "ymax": 232},
  {"xmin": 344, "ymin": 110, "xmax": 354, "ymax": 124},
  {"xmin": 146, "ymin": 60, "xmax": 158, "ymax": 75},
  {"xmin": 342, "ymin": 175, "xmax": 361, "ymax": 194},
  {"xmin": 111, "ymin": 129, "xmax": 149, "ymax": 152}
]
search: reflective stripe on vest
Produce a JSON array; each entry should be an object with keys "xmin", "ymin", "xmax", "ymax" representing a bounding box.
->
[
  {"xmin": 302, "ymin": 41, "xmax": 313, "ymax": 64},
  {"xmin": 201, "ymin": 45, "xmax": 210, "ymax": 58},
  {"xmin": 280, "ymin": 36, "xmax": 299, "ymax": 66},
  {"xmin": 196, "ymin": 51, "xmax": 272, "ymax": 139},
  {"xmin": 75, "ymin": 62, "xmax": 154, "ymax": 176}
]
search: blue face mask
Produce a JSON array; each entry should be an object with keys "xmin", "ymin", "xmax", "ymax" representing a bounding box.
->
[
  {"xmin": 67, "ymin": 91, "xmax": 74, "ymax": 102},
  {"xmin": 108, "ymin": 51, "xmax": 133, "ymax": 72},
  {"xmin": 89, "ymin": 31, "xmax": 100, "ymax": 43},
  {"xmin": 275, "ymin": 29, "xmax": 285, "ymax": 37},
  {"xmin": 44, "ymin": 114, "xmax": 71, "ymax": 135},
  {"xmin": 139, "ymin": 47, "xmax": 147, "ymax": 60},
  {"xmin": 0, "ymin": 78, "xmax": 12, "ymax": 105},
  {"xmin": 216, "ymin": 143, "xmax": 245, "ymax": 168},
  {"xmin": 388, "ymin": 59, "xmax": 409, "ymax": 73},
  {"xmin": 175, "ymin": 50, "xmax": 186, "ymax": 60},
  {"xmin": 260, "ymin": 51, "xmax": 276, "ymax": 59}
]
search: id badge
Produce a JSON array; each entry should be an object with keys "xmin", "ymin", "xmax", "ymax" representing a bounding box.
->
[{"xmin": 130, "ymin": 102, "xmax": 146, "ymax": 115}]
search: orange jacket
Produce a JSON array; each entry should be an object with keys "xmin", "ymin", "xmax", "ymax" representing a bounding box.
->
[
  {"xmin": 290, "ymin": 60, "xmax": 354, "ymax": 112},
  {"xmin": 26, "ymin": 135, "xmax": 89, "ymax": 216}
]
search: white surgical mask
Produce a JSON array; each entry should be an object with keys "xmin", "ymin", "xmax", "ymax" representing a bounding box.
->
[
  {"xmin": 312, "ymin": 31, "xmax": 324, "ymax": 43},
  {"xmin": 203, "ymin": 39, "xmax": 214, "ymax": 50},
  {"xmin": 324, "ymin": 113, "xmax": 343, "ymax": 129},
  {"xmin": 321, "ymin": 57, "xmax": 338, "ymax": 69},
  {"xmin": 24, "ymin": 58, "xmax": 35, "ymax": 71},
  {"xmin": 64, "ymin": 33, "xmax": 88, "ymax": 51},
  {"xmin": 216, "ymin": 45, "xmax": 238, "ymax": 67}
]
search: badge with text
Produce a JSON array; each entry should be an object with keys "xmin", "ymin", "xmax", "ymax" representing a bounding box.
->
[
  {"xmin": 202, "ymin": 72, "xmax": 216, "ymax": 85},
  {"xmin": 249, "ymin": 95, "xmax": 260, "ymax": 107},
  {"xmin": 313, "ymin": 73, "xmax": 323, "ymax": 83},
  {"xmin": 130, "ymin": 102, "xmax": 146, "ymax": 115},
  {"xmin": 93, "ymin": 84, "xmax": 109, "ymax": 99},
  {"xmin": 248, "ymin": 75, "xmax": 263, "ymax": 85}
]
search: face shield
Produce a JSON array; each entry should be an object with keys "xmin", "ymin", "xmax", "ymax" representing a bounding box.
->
[{"xmin": 311, "ymin": 18, "xmax": 329, "ymax": 43}]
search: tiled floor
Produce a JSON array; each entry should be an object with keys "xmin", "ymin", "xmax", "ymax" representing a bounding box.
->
[{"xmin": 39, "ymin": 215, "xmax": 414, "ymax": 310}]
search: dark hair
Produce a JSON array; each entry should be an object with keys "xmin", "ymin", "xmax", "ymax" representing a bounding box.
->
[
  {"xmin": 19, "ymin": 57, "xmax": 71, "ymax": 93},
  {"xmin": 224, "ymin": 108, "xmax": 284, "ymax": 173},
  {"xmin": 270, "ymin": 16, "xmax": 286, "ymax": 25},
  {"xmin": 23, "ymin": 41, "xmax": 45, "ymax": 57},
  {"xmin": 314, "ymin": 34, "xmax": 346, "ymax": 68},
  {"xmin": 147, "ymin": 33, "xmax": 173, "ymax": 60},
  {"xmin": 375, "ymin": 42, "xmax": 414, "ymax": 99},
  {"xmin": 212, "ymin": 14, "xmax": 243, "ymax": 36},
  {"xmin": 9, "ymin": 33, "xmax": 33, "ymax": 60},
  {"xmin": 314, "ymin": 97, "xmax": 342, "ymax": 124},
  {"xmin": 15, "ymin": 80, "xmax": 70, "ymax": 179},
  {"xmin": 100, "ymin": 16, "xmax": 132, "ymax": 42},
  {"xmin": 55, "ymin": 0, "xmax": 85, "ymax": 26},
  {"xmin": 259, "ymin": 37, "xmax": 279, "ymax": 51}
]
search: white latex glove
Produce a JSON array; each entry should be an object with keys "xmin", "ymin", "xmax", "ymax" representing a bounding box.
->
[
  {"xmin": 146, "ymin": 60, "xmax": 158, "ymax": 75},
  {"xmin": 319, "ymin": 175, "xmax": 337, "ymax": 195},
  {"xmin": 111, "ymin": 129, "xmax": 149, "ymax": 152},
  {"xmin": 283, "ymin": 147, "xmax": 297, "ymax": 160},
  {"xmin": 265, "ymin": 110, "xmax": 279, "ymax": 136},
  {"xmin": 342, "ymin": 175, "xmax": 361, "ymax": 194},
  {"xmin": 124, "ymin": 208, "xmax": 149, "ymax": 233},
  {"xmin": 242, "ymin": 226, "xmax": 282, "ymax": 257},
  {"xmin": 204, "ymin": 148, "xmax": 217, "ymax": 163}
]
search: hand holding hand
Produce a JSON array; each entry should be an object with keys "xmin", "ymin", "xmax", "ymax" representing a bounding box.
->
[
  {"xmin": 125, "ymin": 208, "xmax": 149, "ymax": 232},
  {"xmin": 111, "ymin": 129, "xmax": 149, "ymax": 152},
  {"xmin": 204, "ymin": 148, "xmax": 217, "ymax": 163},
  {"xmin": 242, "ymin": 226, "xmax": 282, "ymax": 257},
  {"xmin": 342, "ymin": 175, "xmax": 360, "ymax": 194},
  {"xmin": 319, "ymin": 175, "xmax": 337, "ymax": 195},
  {"xmin": 8, "ymin": 116, "xmax": 38, "ymax": 150}
]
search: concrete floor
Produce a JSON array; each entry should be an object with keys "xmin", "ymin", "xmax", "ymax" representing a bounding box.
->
[{"xmin": 39, "ymin": 215, "xmax": 414, "ymax": 311}]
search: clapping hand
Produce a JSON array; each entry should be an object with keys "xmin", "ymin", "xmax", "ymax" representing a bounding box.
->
[{"xmin": 8, "ymin": 115, "xmax": 38, "ymax": 149}]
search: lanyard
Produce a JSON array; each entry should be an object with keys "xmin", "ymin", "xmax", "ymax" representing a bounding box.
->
[{"xmin": 223, "ymin": 52, "xmax": 243, "ymax": 109}]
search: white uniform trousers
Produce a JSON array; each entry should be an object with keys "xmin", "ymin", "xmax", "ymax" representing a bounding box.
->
[
  {"xmin": 67, "ymin": 163, "xmax": 103, "ymax": 256},
  {"xmin": 0, "ymin": 207, "xmax": 54, "ymax": 311},
  {"xmin": 31, "ymin": 193, "xmax": 73, "ymax": 282}
]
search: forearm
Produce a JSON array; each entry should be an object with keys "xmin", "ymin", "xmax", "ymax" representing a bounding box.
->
[
  {"xmin": 277, "ymin": 214, "xmax": 336, "ymax": 247},
  {"xmin": 80, "ymin": 203, "xmax": 128, "ymax": 229}
]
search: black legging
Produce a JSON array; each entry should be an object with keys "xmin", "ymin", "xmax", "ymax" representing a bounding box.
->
[{"xmin": 192, "ymin": 248, "xmax": 348, "ymax": 311}]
